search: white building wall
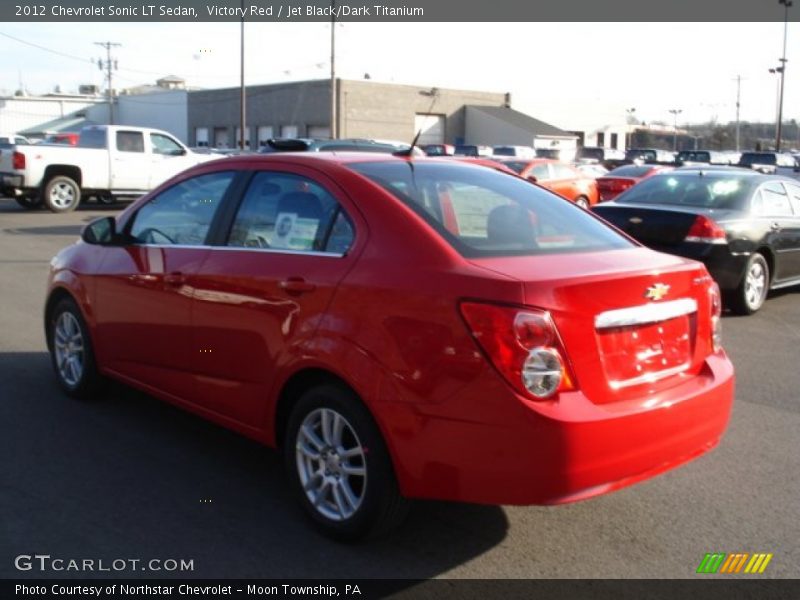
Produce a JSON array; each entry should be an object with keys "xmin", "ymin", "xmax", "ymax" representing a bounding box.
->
[
  {"xmin": 0, "ymin": 96, "xmax": 105, "ymax": 134},
  {"xmin": 116, "ymin": 91, "xmax": 189, "ymax": 143}
]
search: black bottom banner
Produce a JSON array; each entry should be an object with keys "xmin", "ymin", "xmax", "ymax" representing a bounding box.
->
[{"xmin": 4, "ymin": 579, "xmax": 799, "ymax": 600}]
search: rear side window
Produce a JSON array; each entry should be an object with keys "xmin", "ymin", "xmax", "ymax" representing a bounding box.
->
[
  {"xmin": 226, "ymin": 172, "xmax": 353, "ymax": 254},
  {"xmin": 752, "ymin": 182, "xmax": 792, "ymax": 216},
  {"xmin": 78, "ymin": 129, "xmax": 107, "ymax": 149},
  {"xmin": 349, "ymin": 161, "xmax": 632, "ymax": 257},
  {"xmin": 739, "ymin": 153, "xmax": 776, "ymax": 167},
  {"xmin": 129, "ymin": 171, "xmax": 234, "ymax": 245},
  {"xmin": 117, "ymin": 131, "xmax": 145, "ymax": 153}
]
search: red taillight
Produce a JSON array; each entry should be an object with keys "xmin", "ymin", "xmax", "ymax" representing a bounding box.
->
[
  {"xmin": 459, "ymin": 302, "xmax": 576, "ymax": 400},
  {"xmin": 709, "ymin": 281, "xmax": 722, "ymax": 352},
  {"xmin": 12, "ymin": 151, "xmax": 25, "ymax": 170},
  {"xmin": 599, "ymin": 178, "xmax": 635, "ymax": 193},
  {"xmin": 685, "ymin": 215, "xmax": 727, "ymax": 244}
]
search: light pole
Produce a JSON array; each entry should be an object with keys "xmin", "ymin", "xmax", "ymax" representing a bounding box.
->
[
  {"xmin": 330, "ymin": 1, "xmax": 337, "ymax": 139},
  {"xmin": 770, "ymin": 67, "xmax": 783, "ymax": 145},
  {"xmin": 669, "ymin": 109, "xmax": 682, "ymax": 151},
  {"xmin": 776, "ymin": 0, "xmax": 792, "ymax": 151},
  {"xmin": 239, "ymin": 0, "xmax": 246, "ymax": 150},
  {"xmin": 625, "ymin": 107, "xmax": 636, "ymax": 149}
]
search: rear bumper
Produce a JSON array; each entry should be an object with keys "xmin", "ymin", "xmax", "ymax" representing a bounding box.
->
[
  {"xmin": 1, "ymin": 172, "xmax": 25, "ymax": 196},
  {"xmin": 392, "ymin": 352, "xmax": 734, "ymax": 505}
]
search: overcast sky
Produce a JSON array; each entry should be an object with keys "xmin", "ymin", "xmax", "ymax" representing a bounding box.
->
[{"xmin": 0, "ymin": 22, "xmax": 796, "ymax": 131}]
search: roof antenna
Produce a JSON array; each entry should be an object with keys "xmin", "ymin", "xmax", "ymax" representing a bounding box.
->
[{"xmin": 394, "ymin": 87, "xmax": 439, "ymax": 157}]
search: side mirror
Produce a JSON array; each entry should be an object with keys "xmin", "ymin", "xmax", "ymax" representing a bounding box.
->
[
  {"xmin": 527, "ymin": 175, "xmax": 538, "ymax": 183},
  {"xmin": 81, "ymin": 216, "xmax": 118, "ymax": 245}
]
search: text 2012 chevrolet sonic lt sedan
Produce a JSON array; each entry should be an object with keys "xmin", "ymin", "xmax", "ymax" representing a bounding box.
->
[{"xmin": 45, "ymin": 153, "xmax": 734, "ymax": 540}]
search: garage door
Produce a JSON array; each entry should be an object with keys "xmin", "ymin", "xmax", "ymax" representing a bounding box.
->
[
  {"xmin": 414, "ymin": 114, "xmax": 445, "ymax": 145},
  {"xmin": 308, "ymin": 125, "xmax": 331, "ymax": 139}
]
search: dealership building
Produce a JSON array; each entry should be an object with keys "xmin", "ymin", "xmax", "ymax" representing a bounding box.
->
[{"xmin": 2, "ymin": 78, "xmax": 588, "ymax": 155}]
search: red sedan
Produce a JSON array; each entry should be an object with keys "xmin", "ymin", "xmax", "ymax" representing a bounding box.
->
[
  {"xmin": 46, "ymin": 153, "xmax": 733, "ymax": 540},
  {"xmin": 494, "ymin": 158, "xmax": 600, "ymax": 207},
  {"xmin": 597, "ymin": 164, "xmax": 673, "ymax": 201}
]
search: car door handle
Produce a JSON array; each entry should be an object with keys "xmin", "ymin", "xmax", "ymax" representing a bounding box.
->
[
  {"xmin": 164, "ymin": 272, "xmax": 186, "ymax": 287},
  {"xmin": 279, "ymin": 278, "xmax": 316, "ymax": 295}
]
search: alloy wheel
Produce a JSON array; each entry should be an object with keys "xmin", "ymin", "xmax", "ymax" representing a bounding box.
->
[
  {"xmin": 295, "ymin": 407, "xmax": 367, "ymax": 521},
  {"xmin": 53, "ymin": 311, "xmax": 84, "ymax": 387}
]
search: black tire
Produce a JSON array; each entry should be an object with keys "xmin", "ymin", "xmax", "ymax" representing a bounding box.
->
[
  {"xmin": 15, "ymin": 195, "xmax": 42, "ymax": 210},
  {"xmin": 728, "ymin": 253, "xmax": 769, "ymax": 315},
  {"xmin": 284, "ymin": 384, "xmax": 409, "ymax": 541},
  {"xmin": 47, "ymin": 297, "xmax": 104, "ymax": 399},
  {"xmin": 42, "ymin": 176, "xmax": 81, "ymax": 213}
]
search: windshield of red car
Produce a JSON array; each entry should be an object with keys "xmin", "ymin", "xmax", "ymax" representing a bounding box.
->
[{"xmin": 349, "ymin": 161, "xmax": 633, "ymax": 257}]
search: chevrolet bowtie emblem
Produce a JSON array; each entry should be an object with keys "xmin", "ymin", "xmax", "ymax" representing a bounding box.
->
[{"xmin": 645, "ymin": 283, "xmax": 670, "ymax": 301}]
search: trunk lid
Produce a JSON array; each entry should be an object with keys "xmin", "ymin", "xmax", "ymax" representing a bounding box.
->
[
  {"xmin": 593, "ymin": 204, "xmax": 738, "ymax": 247},
  {"xmin": 470, "ymin": 247, "xmax": 715, "ymax": 404}
]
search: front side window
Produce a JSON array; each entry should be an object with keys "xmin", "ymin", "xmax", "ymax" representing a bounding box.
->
[
  {"xmin": 129, "ymin": 171, "xmax": 234, "ymax": 245},
  {"xmin": 550, "ymin": 163, "xmax": 576, "ymax": 179},
  {"xmin": 227, "ymin": 172, "xmax": 353, "ymax": 254},
  {"xmin": 349, "ymin": 161, "xmax": 632, "ymax": 257},
  {"xmin": 150, "ymin": 133, "xmax": 184, "ymax": 156}
]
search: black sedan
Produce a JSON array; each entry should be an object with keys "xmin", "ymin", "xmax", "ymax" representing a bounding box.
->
[{"xmin": 593, "ymin": 169, "xmax": 800, "ymax": 314}]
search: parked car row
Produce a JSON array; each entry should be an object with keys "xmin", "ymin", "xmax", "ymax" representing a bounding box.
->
[{"xmin": 593, "ymin": 166, "xmax": 800, "ymax": 314}]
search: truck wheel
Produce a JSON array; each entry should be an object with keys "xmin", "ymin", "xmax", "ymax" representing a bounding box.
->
[
  {"xmin": 43, "ymin": 176, "xmax": 81, "ymax": 213},
  {"xmin": 15, "ymin": 195, "xmax": 42, "ymax": 210}
]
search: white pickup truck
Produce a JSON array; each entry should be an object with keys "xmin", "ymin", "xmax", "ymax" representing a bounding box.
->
[{"xmin": 0, "ymin": 125, "xmax": 217, "ymax": 213}]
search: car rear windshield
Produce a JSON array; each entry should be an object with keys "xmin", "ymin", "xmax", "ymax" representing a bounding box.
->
[
  {"xmin": 606, "ymin": 165, "xmax": 653, "ymax": 178},
  {"xmin": 739, "ymin": 153, "xmax": 776, "ymax": 167},
  {"xmin": 349, "ymin": 161, "xmax": 633, "ymax": 257},
  {"xmin": 577, "ymin": 148, "xmax": 604, "ymax": 160},
  {"xmin": 494, "ymin": 160, "xmax": 527, "ymax": 174},
  {"xmin": 625, "ymin": 149, "xmax": 656, "ymax": 161},
  {"xmin": 678, "ymin": 151, "xmax": 710, "ymax": 162},
  {"xmin": 614, "ymin": 174, "xmax": 754, "ymax": 209}
]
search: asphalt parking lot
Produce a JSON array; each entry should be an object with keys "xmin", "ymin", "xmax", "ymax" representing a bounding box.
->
[{"xmin": 0, "ymin": 197, "xmax": 798, "ymax": 580}]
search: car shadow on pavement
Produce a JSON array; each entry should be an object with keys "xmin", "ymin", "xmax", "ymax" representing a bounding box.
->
[
  {"xmin": 4, "ymin": 225, "xmax": 85, "ymax": 236},
  {"xmin": 0, "ymin": 352, "xmax": 509, "ymax": 580}
]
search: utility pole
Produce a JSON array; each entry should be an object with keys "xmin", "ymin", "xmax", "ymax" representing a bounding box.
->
[
  {"xmin": 625, "ymin": 107, "xmax": 636, "ymax": 150},
  {"xmin": 734, "ymin": 75, "xmax": 742, "ymax": 152},
  {"xmin": 94, "ymin": 41, "xmax": 120, "ymax": 124},
  {"xmin": 669, "ymin": 109, "xmax": 682, "ymax": 151},
  {"xmin": 777, "ymin": 0, "xmax": 792, "ymax": 152},
  {"xmin": 330, "ymin": 1, "xmax": 337, "ymax": 139},
  {"xmin": 239, "ymin": 0, "xmax": 246, "ymax": 150}
]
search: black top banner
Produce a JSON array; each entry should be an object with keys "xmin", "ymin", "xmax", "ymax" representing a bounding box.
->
[{"xmin": 3, "ymin": 0, "xmax": 799, "ymax": 22}]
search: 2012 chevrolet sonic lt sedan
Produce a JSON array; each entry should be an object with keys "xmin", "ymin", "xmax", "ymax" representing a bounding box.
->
[{"xmin": 45, "ymin": 153, "xmax": 734, "ymax": 540}]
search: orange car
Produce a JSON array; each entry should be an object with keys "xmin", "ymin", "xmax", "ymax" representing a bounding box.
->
[{"xmin": 494, "ymin": 158, "xmax": 599, "ymax": 208}]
